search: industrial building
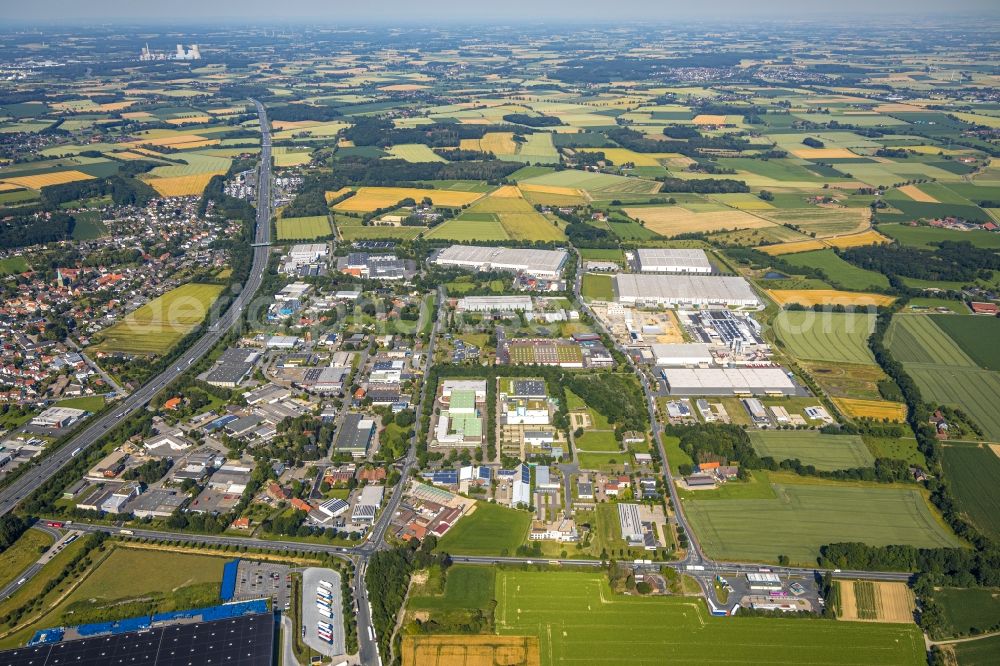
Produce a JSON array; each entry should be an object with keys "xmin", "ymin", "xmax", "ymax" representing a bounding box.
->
[
  {"xmin": 618, "ymin": 503, "xmax": 644, "ymax": 546},
  {"xmin": 288, "ymin": 243, "xmax": 328, "ymax": 264},
  {"xmin": 650, "ymin": 343, "xmax": 713, "ymax": 366},
  {"xmin": 431, "ymin": 245, "xmax": 568, "ymax": 279},
  {"xmin": 661, "ymin": 367, "xmax": 797, "ymax": 396},
  {"xmin": 635, "ymin": 248, "xmax": 712, "ymax": 273},
  {"xmin": 341, "ymin": 253, "xmax": 406, "ymax": 280},
  {"xmin": 335, "ymin": 413, "xmax": 376, "ymax": 458},
  {"xmin": 456, "ymin": 295, "xmax": 533, "ymax": 313},
  {"xmin": 30, "ymin": 406, "xmax": 87, "ymax": 429},
  {"xmin": 614, "ymin": 274, "xmax": 761, "ymax": 309},
  {"xmin": 352, "ymin": 484, "xmax": 384, "ymax": 524},
  {"xmin": 205, "ymin": 348, "xmax": 260, "ymax": 388}
]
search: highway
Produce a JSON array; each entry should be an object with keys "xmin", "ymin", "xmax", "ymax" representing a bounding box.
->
[{"xmin": 0, "ymin": 99, "xmax": 274, "ymax": 520}]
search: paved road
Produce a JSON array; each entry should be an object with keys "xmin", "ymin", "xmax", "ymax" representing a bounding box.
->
[
  {"xmin": 0, "ymin": 99, "xmax": 274, "ymax": 519},
  {"xmin": 0, "ymin": 524, "xmax": 62, "ymax": 601}
]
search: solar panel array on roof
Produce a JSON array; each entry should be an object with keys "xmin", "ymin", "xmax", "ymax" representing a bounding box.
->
[{"xmin": 0, "ymin": 613, "xmax": 273, "ymax": 666}]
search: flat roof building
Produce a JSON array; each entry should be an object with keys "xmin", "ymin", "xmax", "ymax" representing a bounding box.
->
[
  {"xmin": 31, "ymin": 406, "xmax": 87, "ymax": 429},
  {"xmin": 456, "ymin": 295, "xmax": 533, "ymax": 313},
  {"xmin": 614, "ymin": 274, "xmax": 761, "ymax": 309},
  {"xmin": 205, "ymin": 348, "xmax": 260, "ymax": 388},
  {"xmin": 336, "ymin": 413, "xmax": 376, "ymax": 459},
  {"xmin": 636, "ymin": 248, "xmax": 712, "ymax": 274},
  {"xmin": 432, "ymin": 245, "xmax": 568, "ymax": 279},
  {"xmin": 662, "ymin": 367, "xmax": 796, "ymax": 396},
  {"xmin": 651, "ymin": 343, "xmax": 713, "ymax": 367}
]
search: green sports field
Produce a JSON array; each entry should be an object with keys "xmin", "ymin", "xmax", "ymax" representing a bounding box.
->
[
  {"xmin": 495, "ymin": 570, "xmax": 925, "ymax": 666},
  {"xmin": 277, "ymin": 215, "xmax": 333, "ymax": 240},
  {"xmin": 749, "ymin": 431, "xmax": 875, "ymax": 470},
  {"xmin": 683, "ymin": 479, "xmax": 961, "ymax": 564},
  {"xmin": 941, "ymin": 444, "xmax": 1000, "ymax": 541},
  {"xmin": 773, "ymin": 311, "xmax": 876, "ymax": 365},
  {"xmin": 435, "ymin": 502, "xmax": 531, "ymax": 556},
  {"xmin": 91, "ymin": 283, "xmax": 223, "ymax": 355}
]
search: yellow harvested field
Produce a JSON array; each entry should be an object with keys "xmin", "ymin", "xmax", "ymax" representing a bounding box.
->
[
  {"xmin": 0, "ymin": 182, "xmax": 24, "ymax": 192},
  {"xmin": 577, "ymin": 148, "xmax": 677, "ymax": 168},
  {"xmin": 693, "ymin": 114, "xmax": 727, "ymax": 125},
  {"xmin": 460, "ymin": 132, "xmax": 518, "ymax": 154},
  {"xmin": 989, "ymin": 443, "xmax": 1000, "ymax": 460},
  {"xmin": 767, "ymin": 289, "xmax": 896, "ymax": 308},
  {"xmin": 121, "ymin": 111, "xmax": 155, "ymax": 120},
  {"xmin": 760, "ymin": 240, "xmax": 828, "ymax": 255},
  {"xmin": 325, "ymin": 187, "xmax": 353, "ymax": 203},
  {"xmin": 126, "ymin": 134, "xmax": 219, "ymax": 148},
  {"xmin": 107, "ymin": 151, "xmax": 152, "ymax": 161},
  {"xmin": 897, "ymin": 184, "xmax": 939, "ymax": 203},
  {"xmin": 951, "ymin": 111, "xmax": 1000, "ymax": 129},
  {"xmin": 334, "ymin": 186, "xmax": 483, "ymax": 212},
  {"xmin": 144, "ymin": 173, "xmax": 216, "ymax": 197},
  {"xmin": 825, "ymin": 229, "xmax": 891, "ymax": 249},
  {"xmin": 625, "ymin": 205, "xmax": 773, "ymax": 236},
  {"xmin": 97, "ymin": 101, "xmax": 136, "ymax": 111},
  {"xmin": 833, "ymin": 398, "xmax": 908, "ymax": 422},
  {"xmin": 519, "ymin": 183, "xmax": 587, "ymax": 198},
  {"xmin": 165, "ymin": 115, "xmax": 211, "ymax": 125},
  {"xmin": 2, "ymin": 170, "xmax": 95, "ymax": 190},
  {"xmin": 271, "ymin": 120, "xmax": 320, "ymax": 131},
  {"xmin": 402, "ymin": 635, "xmax": 540, "ymax": 666},
  {"xmin": 491, "ymin": 185, "xmax": 524, "ymax": 198},
  {"xmin": 789, "ymin": 147, "xmax": 859, "ymax": 159},
  {"xmin": 838, "ymin": 580, "xmax": 916, "ymax": 623}
]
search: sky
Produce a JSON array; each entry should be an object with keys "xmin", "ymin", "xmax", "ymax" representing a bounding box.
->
[{"xmin": 4, "ymin": 0, "xmax": 997, "ymax": 23}]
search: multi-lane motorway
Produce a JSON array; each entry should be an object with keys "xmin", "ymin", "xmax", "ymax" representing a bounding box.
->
[{"xmin": 0, "ymin": 100, "xmax": 274, "ymax": 520}]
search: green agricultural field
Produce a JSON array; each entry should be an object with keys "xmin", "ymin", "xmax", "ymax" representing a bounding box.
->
[
  {"xmin": 277, "ymin": 215, "xmax": 333, "ymax": 240},
  {"xmin": 435, "ymin": 502, "xmax": 531, "ymax": 556},
  {"xmin": 864, "ymin": 435, "xmax": 926, "ymax": 467},
  {"xmin": 90, "ymin": 283, "xmax": 223, "ymax": 355},
  {"xmin": 575, "ymin": 430, "xmax": 620, "ymax": 452},
  {"xmin": 930, "ymin": 315, "xmax": 1000, "ymax": 371},
  {"xmin": 387, "ymin": 143, "xmax": 446, "ymax": 163},
  {"xmin": 578, "ymin": 248, "xmax": 625, "ymax": 264},
  {"xmin": 408, "ymin": 565, "xmax": 495, "ymax": 613},
  {"xmin": 424, "ymin": 216, "xmax": 510, "ymax": 241},
  {"xmin": 952, "ymin": 634, "xmax": 1000, "ymax": 666},
  {"xmin": 495, "ymin": 570, "xmax": 925, "ymax": 666},
  {"xmin": 0, "ymin": 256, "xmax": 29, "ymax": 274},
  {"xmin": 886, "ymin": 315, "xmax": 976, "ymax": 367},
  {"xmin": 931, "ymin": 587, "xmax": 1000, "ymax": 639},
  {"xmin": 581, "ymin": 273, "xmax": 613, "ymax": 301},
  {"xmin": 55, "ymin": 396, "xmax": 105, "ymax": 412},
  {"xmin": 338, "ymin": 224, "xmax": 423, "ymax": 241},
  {"xmin": 773, "ymin": 311, "xmax": 876, "ymax": 365},
  {"xmin": 520, "ymin": 169, "xmax": 660, "ymax": 196},
  {"xmin": 906, "ymin": 365, "xmax": 1000, "ymax": 442},
  {"xmin": 780, "ymin": 249, "xmax": 890, "ymax": 291},
  {"xmin": 0, "ymin": 529, "xmax": 54, "ymax": 590},
  {"xmin": 684, "ymin": 480, "xmax": 961, "ymax": 564},
  {"xmin": 71, "ymin": 211, "xmax": 108, "ymax": 240},
  {"xmin": 749, "ymin": 431, "xmax": 875, "ymax": 470},
  {"xmin": 880, "ymin": 223, "xmax": 1000, "ymax": 250},
  {"xmin": 941, "ymin": 445, "xmax": 1000, "ymax": 541}
]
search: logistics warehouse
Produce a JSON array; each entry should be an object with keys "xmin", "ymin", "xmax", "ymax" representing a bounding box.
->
[
  {"xmin": 613, "ymin": 274, "xmax": 762, "ymax": 309},
  {"xmin": 431, "ymin": 245, "xmax": 568, "ymax": 279}
]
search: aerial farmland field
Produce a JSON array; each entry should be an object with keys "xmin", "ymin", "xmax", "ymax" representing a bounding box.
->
[
  {"xmin": 749, "ymin": 431, "xmax": 875, "ymax": 470},
  {"xmin": 334, "ymin": 186, "xmax": 483, "ymax": 212},
  {"xmin": 276, "ymin": 215, "xmax": 333, "ymax": 240},
  {"xmin": 941, "ymin": 444, "xmax": 1000, "ymax": 541},
  {"xmin": 772, "ymin": 311, "xmax": 876, "ymax": 365},
  {"xmin": 495, "ymin": 570, "xmax": 925, "ymax": 666},
  {"xmin": 767, "ymin": 289, "xmax": 895, "ymax": 308},
  {"xmin": 90, "ymin": 283, "xmax": 224, "ymax": 355},
  {"xmin": 779, "ymin": 249, "xmax": 890, "ymax": 291},
  {"xmin": 683, "ymin": 478, "xmax": 960, "ymax": 563},
  {"xmin": 929, "ymin": 315, "xmax": 1000, "ymax": 371}
]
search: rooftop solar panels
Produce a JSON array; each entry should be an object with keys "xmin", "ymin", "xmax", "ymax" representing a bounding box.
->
[{"xmin": 0, "ymin": 613, "xmax": 274, "ymax": 666}]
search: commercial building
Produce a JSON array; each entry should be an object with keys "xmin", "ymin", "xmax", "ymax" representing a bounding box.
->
[
  {"xmin": 650, "ymin": 343, "xmax": 713, "ymax": 366},
  {"xmin": 289, "ymin": 243, "xmax": 329, "ymax": 264},
  {"xmin": 336, "ymin": 414, "xmax": 376, "ymax": 458},
  {"xmin": 635, "ymin": 248, "xmax": 712, "ymax": 274},
  {"xmin": 341, "ymin": 253, "xmax": 406, "ymax": 280},
  {"xmin": 747, "ymin": 572, "xmax": 783, "ymax": 591},
  {"xmin": 661, "ymin": 367, "xmax": 797, "ymax": 396},
  {"xmin": 617, "ymin": 503, "xmax": 644, "ymax": 547},
  {"xmin": 205, "ymin": 348, "xmax": 260, "ymax": 388},
  {"xmin": 431, "ymin": 245, "xmax": 568, "ymax": 279},
  {"xmin": 614, "ymin": 274, "xmax": 761, "ymax": 309},
  {"xmin": 31, "ymin": 406, "xmax": 87, "ymax": 429},
  {"xmin": 512, "ymin": 463, "xmax": 531, "ymax": 507},
  {"xmin": 351, "ymin": 485, "xmax": 384, "ymax": 524},
  {"xmin": 456, "ymin": 295, "xmax": 533, "ymax": 313}
]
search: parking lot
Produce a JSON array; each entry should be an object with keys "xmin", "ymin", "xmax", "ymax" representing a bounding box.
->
[
  {"xmin": 233, "ymin": 560, "xmax": 291, "ymax": 611},
  {"xmin": 301, "ymin": 567, "xmax": 345, "ymax": 658}
]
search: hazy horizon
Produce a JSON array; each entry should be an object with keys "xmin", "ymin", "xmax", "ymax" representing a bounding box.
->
[{"xmin": 4, "ymin": 0, "xmax": 998, "ymax": 24}]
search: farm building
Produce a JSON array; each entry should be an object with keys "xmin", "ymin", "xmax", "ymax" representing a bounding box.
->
[
  {"xmin": 635, "ymin": 248, "xmax": 712, "ymax": 274},
  {"xmin": 651, "ymin": 343, "xmax": 713, "ymax": 366},
  {"xmin": 613, "ymin": 274, "xmax": 761, "ymax": 309},
  {"xmin": 431, "ymin": 245, "xmax": 568, "ymax": 279},
  {"xmin": 661, "ymin": 367, "xmax": 797, "ymax": 396},
  {"xmin": 456, "ymin": 295, "xmax": 533, "ymax": 313}
]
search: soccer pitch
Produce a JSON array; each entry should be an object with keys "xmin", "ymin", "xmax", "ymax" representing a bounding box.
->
[{"xmin": 495, "ymin": 570, "xmax": 925, "ymax": 666}]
